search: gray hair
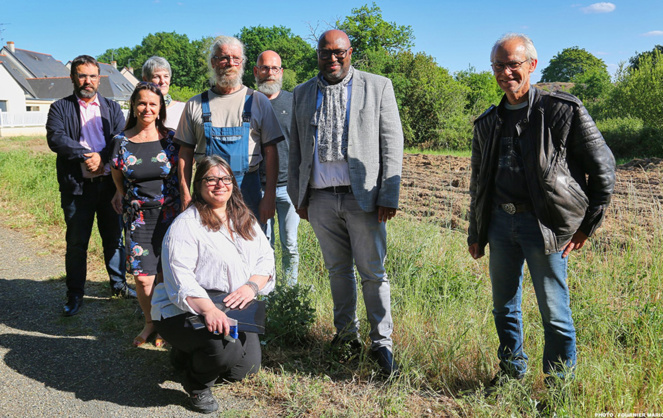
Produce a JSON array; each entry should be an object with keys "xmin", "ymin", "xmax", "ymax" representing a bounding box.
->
[
  {"xmin": 142, "ymin": 56, "xmax": 172, "ymax": 80},
  {"xmin": 491, "ymin": 33, "xmax": 538, "ymax": 62},
  {"xmin": 208, "ymin": 36, "xmax": 246, "ymax": 85}
]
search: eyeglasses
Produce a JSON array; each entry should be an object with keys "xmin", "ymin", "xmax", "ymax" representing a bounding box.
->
[
  {"xmin": 317, "ymin": 47, "xmax": 352, "ymax": 60},
  {"xmin": 75, "ymin": 73, "xmax": 99, "ymax": 81},
  {"xmin": 491, "ymin": 60, "xmax": 529, "ymax": 72},
  {"xmin": 212, "ymin": 55, "xmax": 243, "ymax": 66},
  {"xmin": 202, "ymin": 176, "xmax": 233, "ymax": 186},
  {"xmin": 257, "ymin": 65, "xmax": 282, "ymax": 73}
]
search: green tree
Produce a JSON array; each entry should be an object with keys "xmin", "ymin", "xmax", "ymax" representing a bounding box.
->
[
  {"xmin": 336, "ymin": 2, "xmax": 414, "ymax": 63},
  {"xmin": 97, "ymin": 32, "xmax": 212, "ymax": 92},
  {"xmin": 570, "ymin": 66, "xmax": 612, "ymax": 102},
  {"xmin": 236, "ymin": 25, "xmax": 317, "ymax": 88},
  {"xmin": 384, "ymin": 51, "xmax": 471, "ymax": 149},
  {"xmin": 608, "ymin": 51, "xmax": 663, "ymax": 128},
  {"xmin": 540, "ymin": 46, "xmax": 608, "ymax": 82},
  {"xmin": 454, "ymin": 67, "xmax": 503, "ymax": 117},
  {"xmin": 97, "ymin": 46, "xmax": 135, "ymax": 69},
  {"xmin": 629, "ymin": 45, "xmax": 663, "ymax": 70}
]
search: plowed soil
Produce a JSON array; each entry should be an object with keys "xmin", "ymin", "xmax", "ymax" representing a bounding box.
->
[{"xmin": 400, "ymin": 154, "xmax": 663, "ymax": 238}]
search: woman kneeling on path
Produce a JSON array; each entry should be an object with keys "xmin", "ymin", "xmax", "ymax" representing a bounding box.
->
[{"xmin": 151, "ymin": 155, "xmax": 275, "ymax": 413}]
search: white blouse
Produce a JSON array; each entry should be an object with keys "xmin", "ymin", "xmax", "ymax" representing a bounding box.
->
[{"xmin": 151, "ymin": 206, "xmax": 275, "ymax": 320}]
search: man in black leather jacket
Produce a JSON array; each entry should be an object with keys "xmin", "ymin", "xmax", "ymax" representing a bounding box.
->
[{"xmin": 467, "ymin": 33, "xmax": 615, "ymax": 385}]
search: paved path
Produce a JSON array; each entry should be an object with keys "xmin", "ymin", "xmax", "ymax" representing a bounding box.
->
[{"xmin": 0, "ymin": 225, "xmax": 257, "ymax": 417}]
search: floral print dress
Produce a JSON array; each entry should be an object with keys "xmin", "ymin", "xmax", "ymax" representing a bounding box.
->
[{"xmin": 111, "ymin": 130, "xmax": 180, "ymax": 276}]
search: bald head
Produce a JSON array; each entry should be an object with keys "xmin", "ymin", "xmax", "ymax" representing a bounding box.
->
[
  {"xmin": 254, "ymin": 50, "xmax": 283, "ymax": 98},
  {"xmin": 317, "ymin": 30, "xmax": 353, "ymax": 84},
  {"xmin": 257, "ymin": 50, "xmax": 282, "ymax": 67}
]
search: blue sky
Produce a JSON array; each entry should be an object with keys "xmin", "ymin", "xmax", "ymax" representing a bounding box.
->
[{"xmin": 2, "ymin": 0, "xmax": 662, "ymax": 83}]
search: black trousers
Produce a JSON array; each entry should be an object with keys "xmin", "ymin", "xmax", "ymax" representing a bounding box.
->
[
  {"xmin": 154, "ymin": 314, "xmax": 261, "ymax": 394},
  {"xmin": 60, "ymin": 179, "xmax": 126, "ymax": 297}
]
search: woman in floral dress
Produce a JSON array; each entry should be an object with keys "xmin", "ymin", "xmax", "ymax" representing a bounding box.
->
[{"xmin": 111, "ymin": 82, "xmax": 180, "ymax": 347}]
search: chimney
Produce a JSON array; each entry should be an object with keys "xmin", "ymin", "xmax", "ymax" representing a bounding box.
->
[
  {"xmin": 111, "ymin": 60, "xmax": 117, "ymax": 69},
  {"xmin": 6, "ymin": 41, "xmax": 15, "ymax": 53}
]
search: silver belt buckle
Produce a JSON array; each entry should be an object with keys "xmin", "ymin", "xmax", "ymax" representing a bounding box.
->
[{"xmin": 502, "ymin": 203, "xmax": 516, "ymax": 215}]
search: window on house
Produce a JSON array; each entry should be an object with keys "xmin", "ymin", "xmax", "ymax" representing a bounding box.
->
[
  {"xmin": 0, "ymin": 101, "xmax": 7, "ymax": 112},
  {"xmin": 26, "ymin": 105, "xmax": 40, "ymax": 111}
]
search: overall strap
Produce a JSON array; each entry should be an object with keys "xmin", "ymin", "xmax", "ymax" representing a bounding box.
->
[
  {"xmin": 242, "ymin": 88, "xmax": 254, "ymax": 123},
  {"xmin": 201, "ymin": 90, "xmax": 212, "ymax": 122}
]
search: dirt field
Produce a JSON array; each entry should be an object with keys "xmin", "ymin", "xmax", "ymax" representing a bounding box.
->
[{"xmin": 400, "ymin": 153, "xmax": 663, "ymax": 238}]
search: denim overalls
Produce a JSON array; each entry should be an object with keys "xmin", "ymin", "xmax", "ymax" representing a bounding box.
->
[{"xmin": 201, "ymin": 89, "xmax": 261, "ymax": 218}]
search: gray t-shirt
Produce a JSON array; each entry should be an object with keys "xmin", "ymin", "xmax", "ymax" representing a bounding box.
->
[
  {"xmin": 260, "ymin": 90, "xmax": 292, "ymax": 186},
  {"xmin": 174, "ymin": 86, "xmax": 283, "ymax": 168}
]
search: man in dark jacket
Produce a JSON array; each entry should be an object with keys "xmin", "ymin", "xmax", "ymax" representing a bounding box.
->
[
  {"xmin": 46, "ymin": 55, "xmax": 135, "ymax": 317},
  {"xmin": 467, "ymin": 34, "xmax": 615, "ymax": 384}
]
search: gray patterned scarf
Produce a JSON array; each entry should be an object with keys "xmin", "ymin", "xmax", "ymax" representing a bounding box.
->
[{"xmin": 312, "ymin": 66, "xmax": 354, "ymax": 163}]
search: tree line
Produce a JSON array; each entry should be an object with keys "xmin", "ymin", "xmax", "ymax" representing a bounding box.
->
[{"xmin": 98, "ymin": 3, "xmax": 663, "ymax": 157}]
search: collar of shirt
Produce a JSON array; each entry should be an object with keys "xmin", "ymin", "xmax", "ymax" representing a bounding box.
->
[{"xmin": 77, "ymin": 95, "xmax": 100, "ymax": 109}]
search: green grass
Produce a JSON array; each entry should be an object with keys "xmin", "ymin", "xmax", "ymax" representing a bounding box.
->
[
  {"xmin": 1, "ymin": 138, "xmax": 662, "ymax": 416},
  {"xmin": 405, "ymin": 147, "xmax": 471, "ymax": 158}
]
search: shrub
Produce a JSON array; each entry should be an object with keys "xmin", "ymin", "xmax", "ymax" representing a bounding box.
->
[
  {"xmin": 596, "ymin": 117, "xmax": 663, "ymax": 158},
  {"xmin": 264, "ymin": 283, "xmax": 315, "ymax": 346}
]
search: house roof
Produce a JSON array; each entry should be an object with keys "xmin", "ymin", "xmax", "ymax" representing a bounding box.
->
[
  {"xmin": 0, "ymin": 58, "xmax": 38, "ymax": 97},
  {"xmin": 26, "ymin": 76, "xmax": 117, "ymax": 101},
  {"xmin": 99, "ymin": 62, "xmax": 134, "ymax": 101},
  {"xmin": 5, "ymin": 48, "xmax": 69, "ymax": 78}
]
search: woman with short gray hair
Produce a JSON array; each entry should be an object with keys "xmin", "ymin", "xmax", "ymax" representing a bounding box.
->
[{"xmin": 142, "ymin": 56, "xmax": 186, "ymax": 128}]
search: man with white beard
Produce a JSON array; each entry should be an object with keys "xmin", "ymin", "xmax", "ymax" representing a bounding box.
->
[
  {"xmin": 175, "ymin": 36, "xmax": 283, "ymax": 224},
  {"xmin": 254, "ymin": 51, "xmax": 299, "ymax": 286}
]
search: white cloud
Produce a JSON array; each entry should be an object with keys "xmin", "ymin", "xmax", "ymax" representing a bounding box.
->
[
  {"xmin": 581, "ymin": 2, "xmax": 616, "ymax": 14},
  {"xmin": 642, "ymin": 31, "xmax": 663, "ymax": 37}
]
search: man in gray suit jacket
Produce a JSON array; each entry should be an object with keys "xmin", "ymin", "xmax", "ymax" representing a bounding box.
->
[{"xmin": 288, "ymin": 29, "xmax": 404, "ymax": 376}]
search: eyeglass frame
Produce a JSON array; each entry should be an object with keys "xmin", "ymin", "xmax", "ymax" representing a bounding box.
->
[
  {"xmin": 491, "ymin": 59, "xmax": 530, "ymax": 72},
  {"xmin": 212, "ymin": 55, "xmax": 244, "ymax": 66},
  {"xmin": 74, "ymin": 73, "xmax": 99, "ymax": 81},
  {"xmin": 316, "ymin": 47, "xmax": 352, "ymax": 61},
  {"xmin": 256, "ymin": 65, "xmax": 283, "ymax": 73},
  {"xmin": 202, "ymin": 175, "xmax": 234, "ymax": 187}
]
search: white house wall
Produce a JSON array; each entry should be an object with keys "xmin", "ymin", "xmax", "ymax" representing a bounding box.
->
[{"xmin": 0, "ymin": 64, "xmax": 27, "ymax": 112}]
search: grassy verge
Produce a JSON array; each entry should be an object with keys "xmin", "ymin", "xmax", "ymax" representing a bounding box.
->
[{"xmin": 1, "ymin": 137, "xmax": 661, "ymax": 416}]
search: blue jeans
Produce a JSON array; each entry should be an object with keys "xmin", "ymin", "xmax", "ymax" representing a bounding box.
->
[
  {"xmin": 239, "ymin": 169, "xmax": 262, "ymax": 224},
  {"xmin": 60, "ymin": 179, "xmax": 126, "ymax": 297},
  {"xmin": 308, "ymin": 189, "xmax": 393, "ymax": 350},
  {"xmin": 488, "ymin": 208, "xmax": 576, "ymax": 377},
  {"xmin": 263, "ymin": 185, "xmax": 300, "ymax": 286}
]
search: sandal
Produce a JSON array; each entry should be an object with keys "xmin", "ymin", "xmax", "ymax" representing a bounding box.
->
[
  {"xmin": 133, "ymin": 320, "xmax": 155, "ymax": 347},
  {"xmin": 133, "ymin": 335, "xmax": 147, "ymax": 347},
  {"xmin": 154, "ymin": 335, "xmax": 167, "ymax": 348}
]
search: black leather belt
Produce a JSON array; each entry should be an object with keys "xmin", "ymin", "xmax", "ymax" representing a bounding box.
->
[
  {"xmin": 500, "ymin": 202, "xmax": 533, "ymax": 215},
  {"xmin": 318, "ymin": 185, "xmax": 352, "ymax": 194},
  {"xmin": 83, "ymin": 175, "xmax": 111, "ymax": 183}
]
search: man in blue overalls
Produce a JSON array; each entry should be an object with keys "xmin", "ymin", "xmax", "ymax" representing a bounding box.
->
[{"xmin": 175, "ymin": 36, "xmax": 284, "ymax": 224}]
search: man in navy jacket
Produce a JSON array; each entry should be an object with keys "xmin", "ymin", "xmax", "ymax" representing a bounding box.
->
[{"xmin": 46, "ymin": 55, "xmax": 135, "ymax": 317}]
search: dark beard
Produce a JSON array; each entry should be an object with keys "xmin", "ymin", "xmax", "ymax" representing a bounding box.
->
[{"xmin": 76, "ymin": 85, "xmax": 97, "ymax": 99}]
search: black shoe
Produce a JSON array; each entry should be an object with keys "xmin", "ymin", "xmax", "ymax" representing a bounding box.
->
[
  {"xmin": 371, "ymin": 346, "xmax": 399, "ymax": 377},
  {"xmin": 330, "ymin": 334, "xmax": 362, "ymax": 352},
  {"xmin": 112, "ymin": 285, "xmax": 137, "ymax": 299},
  {"xmin": 63, "ymin": 295, "xmax": 83, "ymax": 317},
  {"xmin": 189, "ymin": 388, "xmax": 218, "ymax": 414}
]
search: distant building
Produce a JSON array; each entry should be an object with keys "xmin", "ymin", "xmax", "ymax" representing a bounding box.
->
[{"xmin": 0, "ymin": 41, "xmax": 134, "ymax": 137}]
